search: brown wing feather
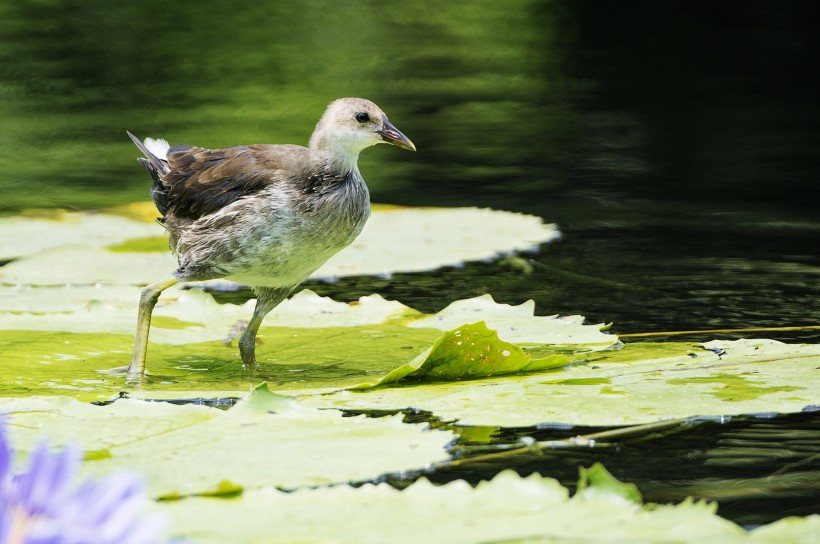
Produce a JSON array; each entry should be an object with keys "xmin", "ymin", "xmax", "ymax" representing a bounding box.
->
[{"xmin": 158, "ymin": 144, "xmax": 307, "ymax": 220}]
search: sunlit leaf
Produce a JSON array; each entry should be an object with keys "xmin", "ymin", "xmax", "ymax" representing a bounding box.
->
[
  {"xmin": 408, "ymin": 294, "xmax": 618, "ymax": 349},
  {"xmin": 352, "ymin": 321, "xmax": 573, "ymax": 388},
  {"xmin": 0, "ymin": 284, "xmax": 146, "ymax": 313},
  {"xmin": 0, "ymin": 211, "xmax": 163, "ymax": 261},
  {"xmin": 0, "ymin": 289, "xmax": 610, "ymax": 400},
  {"xmin": 0, "ymin": 245, "xmax": 178, "ymax": 286},
  {"xmin": 2, "ymin": 394, "xmax": 219, "ymax": 455},
  {"xmin": 3, "ymin": 384, "xmax": 456, "ymax": 497},
  {"xmin": 308, "ymin": 339, "xmax": 820, "ymax": 427},
  {"xmin": 0, "ymin": 288, "xmax": 413, "ymax": 344},
  {"xmin": 577, "ymin": 462, "xmax": 643, "ymax": 504},
  {"xmin": 159, "ymin": 469, "xmax": 816, "ymax": 543},
  {"xmin": 0, "ymin": 206, "xmax": 560, "ymax": 284},
  {"xmin": 315, "ymin": 206, "xmax": 560, "ymax": 278}
]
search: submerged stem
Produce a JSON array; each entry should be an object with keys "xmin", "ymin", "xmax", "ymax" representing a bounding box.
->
[
  {"xmin": 441, "ymin": 418, "xmax": 690, "ymax": 470},
  {"xmin": 619, "ymin": 325, "xmax": 820, "ymax": 338}
]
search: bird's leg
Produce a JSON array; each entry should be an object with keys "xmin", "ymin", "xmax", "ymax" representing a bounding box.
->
[
  {"xmin": 127, "ymin": 277, "xmax": 179, "ymax": 380},
  {"xmin": 238, "ymin": 287, "xmax": 291, "ymax": 367}
]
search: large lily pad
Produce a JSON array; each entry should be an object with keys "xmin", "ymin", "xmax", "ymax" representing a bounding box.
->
[
  {"xmin": 161, "ymin": 468, "xmax": 819, "ymax": 543},
  {"xmin": 3, "ymin": 384, "xmax": 456, "ymax": 497},
  {"xmin": 0, "ymin": 245, "xmax": 179, "ymax": 286},
  {"xmin": 314, "ymin": 206, "xmax": 560, "ymax": 278},
  {"xmin": 0, "ymin": 211, "xmax": 162, "ymax": 261},
  {"xmin": 1, "ymin": 282, "xmax": 818, "ymax": 428},
  {"xmin": 0, "ymin": 205, "xmax": 559, "ymax": 284},
  {"xmin": 0, "ymin": 288, "xmax": 414, "ymax": 343},
  {"xmin": 1, "ymin": 395, "xmax": 219, "ymax": 457},
  {"xmin": 0, "ymin": 289, "xmax": 614, "ymax": 401},
  {"xmin": 0, "ymin": 284, "xmax": 151, "ymax": 313},
  {"xmin": 309, "ymin": 339, "xmax": 820, "ymax": 426},
  {"xmin": 408, "ymin": 294, "xmax": 618, "ymax": 348}
]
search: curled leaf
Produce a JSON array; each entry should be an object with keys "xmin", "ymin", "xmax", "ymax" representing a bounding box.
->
[{"xmin": 352, "ymin": 322, "xmax": 574, "ymax": 389}]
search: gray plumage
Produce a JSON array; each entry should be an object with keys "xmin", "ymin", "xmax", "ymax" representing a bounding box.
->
[{"xmin": 125, "ymin": 97, "xmax": 415, "ymax": 379}]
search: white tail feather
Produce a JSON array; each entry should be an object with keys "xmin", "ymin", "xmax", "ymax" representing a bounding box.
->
[{"xmin": 144, "ymin": 137, "xmax": 170, "ymax": 160}]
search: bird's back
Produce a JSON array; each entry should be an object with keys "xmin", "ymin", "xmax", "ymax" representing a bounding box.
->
[{"xmin": 155, "ymin": 143, "xmax": 310, "ymax": 222}]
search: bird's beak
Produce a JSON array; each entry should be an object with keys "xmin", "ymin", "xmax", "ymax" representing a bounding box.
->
[{"xmin": 378, "ymin": 116, "xmax": 416, "ymax": 151}]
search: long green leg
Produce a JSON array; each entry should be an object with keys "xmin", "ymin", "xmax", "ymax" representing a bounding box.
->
[
  {"xmin": 238, "ymin": 287, "xmax": 290, "ymax": 366},
  {"xmin": 127, "ymin": 277, "xmax": 179, "ymax": 380}
]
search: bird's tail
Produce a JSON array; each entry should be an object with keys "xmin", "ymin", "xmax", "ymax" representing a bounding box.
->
[{"xmin": 127, "ymin": 131, "xmax": 171, "ymax": 216}]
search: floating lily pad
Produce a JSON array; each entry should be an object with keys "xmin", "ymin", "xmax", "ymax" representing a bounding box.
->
[
  {"xmin": 1, "ymin": 282, "xmax": 817, "ymax": 428},
  {"xmin": 0, "ymin": 288, "xmax": 414, "ymax": 344},
  {"xmin": 0, "ymin": 284, "xmax": 148, "ymax": 313},
  {"xmin": 0, "ymin": 326, "xmax": 440, "ymax": 402},
  {"xmin": 160, "ymin": 468, "xmax": 819, "ymax": 543},
  {"xmin": 408, "ymin": 294, "xmax": 618, "ymax": 349},
  {"xmin": 2, "ymin": 384, "xmax": 457, "ymax": 498},
  {"xmin": 1, "ymin": 395, "xmax": 219, "ymax": 458},
  {"xmin": 578, "ymin": 462, "xmax": 643, "ymax": 504},
  {"xmin": 0, "ymin": 245, "xmax": 179, "ymax": 286},
  {"xmin": 0, "ymin": 205, "xmax": 560, "ymax": 285},
  {"xmin": 0, "ymin": 288, "xmax": 615, "ymax": 400},
  {"xmin": 351, "ymin": 321, "xmax": 574, "ymax": 388},
  {"xmin": 309, "ymin": 339, "xmax": 820, "ymax": 426},
  {"xmin": 314, "ymin": 206, "xmax": 560, "ymax": 278},
  {"xmin": 0, "ymin": 212, "xmax": 163, "ymax": 261}
]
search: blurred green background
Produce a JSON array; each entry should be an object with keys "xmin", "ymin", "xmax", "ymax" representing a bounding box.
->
[
  {"xmin": 2, "ymin": 0, "xmax": 817, "ymax": 221},
  {"xmin": 2, "ymin": 0, "xmax": 819, "ymax": 336}
]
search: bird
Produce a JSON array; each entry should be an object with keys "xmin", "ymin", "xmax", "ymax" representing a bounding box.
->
[{"xmin": 125, "ymin": 97, "xmax": 415, "ymax": 380}]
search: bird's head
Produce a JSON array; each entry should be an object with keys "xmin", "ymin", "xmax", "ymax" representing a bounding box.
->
[{"xmin": 309, "ymin": 98, "xmax": 415, "ymax": 167}]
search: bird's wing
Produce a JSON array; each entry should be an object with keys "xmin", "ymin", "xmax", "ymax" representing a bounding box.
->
[{"xmin": 161, "ymin": 144, "xmax": 308, "ymax": 220}]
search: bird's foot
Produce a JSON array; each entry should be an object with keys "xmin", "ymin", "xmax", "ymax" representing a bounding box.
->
[
  {"xmin": 97, "ymin": 365, "xmax": 129, "ymax": 376},
  {"xmin": 240, "ymin": 347, "xmax": 258, "ymax": 369},
  {"xmin": 96, "ymin": 365, "xmax": 146, "ymax": 385},
  {"xmin": 239, "ymin": 346, "xmax": 259, "ymax": 369},
  {"xmin": 222, "ymin": 319, "xmax": 249, "ymax": 346}
]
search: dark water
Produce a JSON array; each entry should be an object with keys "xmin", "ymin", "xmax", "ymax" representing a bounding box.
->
[
  {"xmin": 421, "ymin": 410, "xmax": 820, "ymax": 528},
  {"xmin": 2, "ymin": 0, "xmax": 819, "ymax": 527}
]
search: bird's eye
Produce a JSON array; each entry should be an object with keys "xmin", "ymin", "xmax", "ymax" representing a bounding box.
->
[{"xmin": 355, "ymin": 112, "xmax": 370, "ymax": 123}]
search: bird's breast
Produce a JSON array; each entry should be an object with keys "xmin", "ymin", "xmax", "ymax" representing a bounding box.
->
[{"xmin": 220, "ymin": 174, "xmax": 370, "ymax": 287}]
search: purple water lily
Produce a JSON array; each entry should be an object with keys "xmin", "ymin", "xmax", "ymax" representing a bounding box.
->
[{"xmin": 0, "ymin": 422, "xmax": 169, "ymax": 544}]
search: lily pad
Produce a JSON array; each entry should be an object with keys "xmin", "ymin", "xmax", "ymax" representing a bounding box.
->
[
  {"xmin": 0, "ymin": 212, "xmax": 163, "ymax": 261},
  {"xmin": 1, "ymin": 395, "xmax": 219, "ymax": 458},
  {"xmin": 314, "ymin": 206, "xmax": 560, "ymax": 278},
  {"xmin": 0, "ymin": 288, "xmax": 414, "ymax": 345},
  {"xmin": 351, "ymin": 321, "xmax": 574, "ymax": 388},
  {"xmin": 0, "ymin": 289, "xmax": 614, "ymax": 400},
  {"xmin": 0, "ymin": 284, "xmax": 149, "ymax": 313},
  {"xmin": 408, "ymin": 294, "xmax": 618, "ymax": 349},
  {"xmin": 0, "ymin": 245, "xmax": 179, "ymax": 286},
  {"xmin": 0, "ymin": 205, "xmax": 560, "ymax": 285},
  {"xmin": 308, "ymin": 339, "xmax": 820, "ymax": 426},
  {"xmin": 3, "ymin": 384, "xmax": 456, "ymax": 497},
  {"xmin": 0, "ymin": 326, "xmax": 439, "ymax": 402},
  {"xmin": 577, "ymin": 462, "xmax": 643, "ymax": 504},
  {"xmin": 159, "ymin": 469, "xmax": 820, "ymax": 543}
]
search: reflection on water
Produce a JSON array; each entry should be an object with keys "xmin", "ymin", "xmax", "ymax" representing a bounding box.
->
[{"xmin": 2, "ymin": 0, "xmax": 819, "ymax": 527}]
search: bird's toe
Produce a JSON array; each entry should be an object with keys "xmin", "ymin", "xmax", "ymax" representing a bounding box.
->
[{"xmin": 222, "ymin": 319, "xmax": 249, "ymax": 346}]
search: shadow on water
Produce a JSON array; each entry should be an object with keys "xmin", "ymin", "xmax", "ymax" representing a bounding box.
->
[{"xmin": 2, "ymin": 0, "xmax": 819, "ymax": 528}]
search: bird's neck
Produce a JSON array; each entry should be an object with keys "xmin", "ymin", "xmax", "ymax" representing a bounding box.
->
[
  {"xmin": 309, "ymin": 144, "xmax": 360, "ymax": 178},
  {"xmin": 303, "ymin": 146, "xmax": 363, "ymax": 196}
]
